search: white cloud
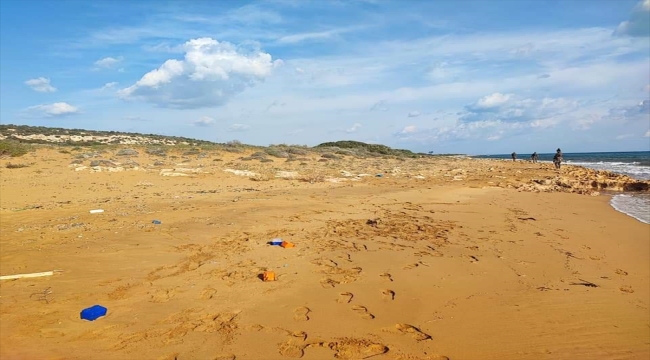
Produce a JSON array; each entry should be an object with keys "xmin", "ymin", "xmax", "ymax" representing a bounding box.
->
[
  {"xmin": 276, "ymin": 26, "xmax": 361, "ymax": 44},
  {"xmin": 614, "ymin": 0, "xmax": 650, "ymax": 37},
  {"xmin": 604, "ymin": 99, "xmax": 650, "ymax": 123},
  {"xmin": 228, "ymin": 123, "xmax": 251, "ymax": 132},
  {"xmin": 471, "ymin": 93, "xmax": 513, "ymax": 110},
  {"xmin": 26, "ymin": 102, "xmax": 79, "ymax": 117},
  {"xmin": 102, "ymin": 82, "xmax": 118, "ymax": 90},
  {"xmin": 24, "ymin": 77, "xmax": 57, "ymax": 92},
  {"xmin": 94, "ymin": 56, "xmax": 123, "ymax": 69},
  {"xmin": 407, "ymin": 111, "xmax": 421, "ymax": 118},
  {"xmin": 399, "ymin": 125, "xmax": 418, "ymax": 134},
  {"xmin": 118, "ymin": 37, "xmax": 279, "ymax": 109},
  {"xmin": 193, "ymin": 116, "xmax": 215, "ymax": 126},
  {"xmin": 346, "ymin": 123, "xmax": 362, "ymax": 133},
  {"xmin": 461, "ymin": 93, "xmax": 579, "ymax": 125},
  {"xmin": 644, "ymin": 130, "xmax": 650, "ymax": 137}
]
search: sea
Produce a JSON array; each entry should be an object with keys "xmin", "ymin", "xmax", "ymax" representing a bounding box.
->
[{"xmin": 472, "ymin": 151, "xmax": 650, "ymax": 224}]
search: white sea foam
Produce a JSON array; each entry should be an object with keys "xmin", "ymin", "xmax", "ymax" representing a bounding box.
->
[
  {"xmin": 564, "ymin": 161, "xmax": 650, "ymax": 180},
  {"xmin": 610, "ymin": 194, "xmax": 650, "ymax": 225}
]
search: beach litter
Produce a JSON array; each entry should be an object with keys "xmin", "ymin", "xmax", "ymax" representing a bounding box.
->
[
  {"xmin": 80, "ymin": 305, "xmax": 108, "ymax": 321},
  {"xmin": 268, "ymin": 238, "xmax": 283, "ymax": 246},
  {"xmin": 89, "ymin": 209, "xmax": 104, "ymax": 214},
  {"xmin": 0, "ymin": 270, "xmax": 62, "ymax": 281},
  {"xmin": 152, "ymin": 220, "xmax": 162, "ymax": 225},
  {"xmin": 280, "ymin": 241, "xmax": 295, "ymax": 248},
  {"xmin": 262, "ymin": 271, "xmax": 276, "ymax": 282}
]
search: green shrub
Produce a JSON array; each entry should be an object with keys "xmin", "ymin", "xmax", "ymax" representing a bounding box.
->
[{"xmin": 0, "ymin": 140, "xmax": 30, "ymax": 157}]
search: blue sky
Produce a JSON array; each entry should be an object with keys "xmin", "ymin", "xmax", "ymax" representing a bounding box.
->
[{"xmin": 1, "ymin": 0, "xmax": 649, "ymax": 155}]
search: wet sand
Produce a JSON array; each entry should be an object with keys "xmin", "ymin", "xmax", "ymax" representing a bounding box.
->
[{"xmin": 1, "ymin": 147, "xmax": 648, "ymax": 360}]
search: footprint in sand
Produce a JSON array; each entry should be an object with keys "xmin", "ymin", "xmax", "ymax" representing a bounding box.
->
[
  {"xmin": 278, "ymin": 341, "xmax": 305, "ymax": 358},
  {"xmin": 615, "ymin": 269, "xmax": 628, "ymax": 276},
  {"xmin": 200, "ymin": 287, "xmax": 217, "ymax": 300},
  {"xmin": 337, "ymin": 292, "xmax": 354, "ymax": 304},
  {"xmin": 620, "ymin": 286, "xmax": 635, "ymax": 293},
  {"xmin": 306, "ymin": 340, "xmax": 388, "ymax": 359},
  {"xmin": 351, "ymin": 305, "xmax": 375, "ymax": 320},
  {"xmin": 380, "ymin": 273, "xmax": 393, "ymax": 282},
  {"xmin": 320, "ymin": 278, "xmax": 340, "ymax": 288},
  {"xmin": 149, "ymin": 288, "xmax": 176, "ymax": 303},
  {"xmin": 294, "ymin": 307, "xmax": 311, "ymax": 321},
  {"xmin": 403, "ymin": 263, "xmax": 420, "ymax": 270},
  {"xmin": 395, "ymin": 324, "xmax": 432, "ymax": 341},
  {"xmin": 292, "ymin": 331, "xmax": 308, "ymax": 341},
  {"xmin": 382, "ymin": 289, "xmax": 396, "ymax": 300}
]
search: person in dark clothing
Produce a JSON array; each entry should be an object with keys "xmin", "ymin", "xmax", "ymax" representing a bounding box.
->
[
  {"xmin": 531, "ymin": 152, "xmax": 538, "ymax": 163},
  {"xmin": 553, "ymin": 148, "xmax": 563, "ymax": 169},
  {"xmin": 511, "ymin": 152, "xmax": 517, "ymax": 161}
]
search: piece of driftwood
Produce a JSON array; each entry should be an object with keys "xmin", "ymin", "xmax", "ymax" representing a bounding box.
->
[
  {"xmin": 569, "ymin": 279, "xmax": 599, "ymax": 288},
  {"xmin": 0, "ymin": 270, "xmax": 61, "ymax": 280}
]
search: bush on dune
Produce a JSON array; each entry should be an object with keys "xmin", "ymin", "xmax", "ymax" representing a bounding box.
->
[{"xmin": 0, "ymin": 140, "xmax": 31, "ymax": 157}]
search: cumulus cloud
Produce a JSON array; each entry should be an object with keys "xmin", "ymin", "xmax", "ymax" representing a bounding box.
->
[
  {"xmin": 399, "ymin": 125, "xmax": 418, "ymax": 134},
  {"xmin": 94, "ymin": 56, "xmax": 123, "ymax": 69},
  {"xmin": 193, "ymin": 116, "xmax": 215, "ymax": 127},
  {"xmin": 460, "ymin": 93, "xmax": 579, "ymax": 124},
  {"xmin": 118, "ymin": 37, "xmax": 281, "ymax": 109},
  {"xmin": 395, "ymin": 120, "xmax": 525, "ymax": 145},
  {"xmin": 27, "ymin": 102, "xmax": 79, "ymax": 117},
  {"xmin": 605, "ymin": 99, "xmax": 650, "ymax": 123},
  {"xmin": 346, "ymin": 123, "xmax": 362, "ymax": 133},
  {"xmin": 228, "ymin": 123, "xmax": 251, "ymax": 132},
  {"xmin": 25, "ymin": 77, "xmax": 57, "ymax": 92},
  {"xmin": 407, "ymin": 111, "xmax": 421, "ymax": 118},
  {"xmin": 614, "ymin": 0, "xmax": 650, "ymax": 37},
  {"xmin": 467, "ymin": 93, "xmax": 513, "ymax": 111}
]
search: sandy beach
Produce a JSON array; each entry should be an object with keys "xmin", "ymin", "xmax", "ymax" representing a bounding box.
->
[{"xmin": 1, "ymin": 146, "xmax": 649, "ymax": 360}]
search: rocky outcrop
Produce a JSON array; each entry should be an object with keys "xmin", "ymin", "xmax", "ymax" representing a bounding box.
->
[{"xmin": 514, "ymin": 167, "xmax": 650, "ymax": 195}]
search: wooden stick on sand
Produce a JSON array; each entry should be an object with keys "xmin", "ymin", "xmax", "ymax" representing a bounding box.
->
[{"xmin": 0, "ymin": 270, "xmax": 62, "ymax": 281}]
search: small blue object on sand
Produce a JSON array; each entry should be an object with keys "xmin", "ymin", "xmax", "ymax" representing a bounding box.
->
[
  {"xmin": 80, "ymin": 305, "xmax": 107, "ymax": 321},
  {"xmin": 268, "ymin": 238, "xmax": 283, "ymax": 246},
  {"xmin": 375, "ymin": 174, "xmax": 383, "ymax": 177},
  {"xmin": 152, "ymin": 220, "xmax": 162, "ymax": 224}
]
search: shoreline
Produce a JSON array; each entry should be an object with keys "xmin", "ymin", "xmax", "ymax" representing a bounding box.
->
[{"xmin": 1, "ymin": 148, "xmax": 648, "ymax": 359}]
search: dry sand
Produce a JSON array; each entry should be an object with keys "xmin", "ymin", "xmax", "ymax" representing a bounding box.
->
[{"xmin": 1, "ymin": 147, "xmax": 648, "ymax": 360}]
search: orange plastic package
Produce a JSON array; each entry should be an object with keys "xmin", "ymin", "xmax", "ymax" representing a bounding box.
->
[
  {"xmin": 263, "ymin": 271, "xmax": 276, "ymax": 282},
  {"xmin": 280, "ymin": 241, "xmax": 295, "ymax": 248}
]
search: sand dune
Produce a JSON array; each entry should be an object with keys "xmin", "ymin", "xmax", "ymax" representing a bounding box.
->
[{"xmin": 1, "ymin": 147, "xmax": 648, "ymax": 360}]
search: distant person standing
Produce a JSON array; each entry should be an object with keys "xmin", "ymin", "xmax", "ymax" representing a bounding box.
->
[
  {"xmin": 531, "ymin": 152, "xmax": 538, "ymax": 163},
  {"xmin": 553, "ymin": 148, "xmax": 563, "ymax": 169},
  {"xmin": 511, "ymin": 152, "xmax": 517, "ymax": 161}
]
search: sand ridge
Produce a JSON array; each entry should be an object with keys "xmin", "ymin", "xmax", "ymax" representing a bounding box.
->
[{"xmin": 0, "ymin": 147, "xmax": 648, "ymax": 359}]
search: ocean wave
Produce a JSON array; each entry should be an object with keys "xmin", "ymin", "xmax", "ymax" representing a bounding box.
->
[
  {"xmin": 564, "ymin": 161, "xmax": 650, "ymax": 180},
  {"xmin": 610, "ymin": 194, "xmax": 650, "ymax": 225}
]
